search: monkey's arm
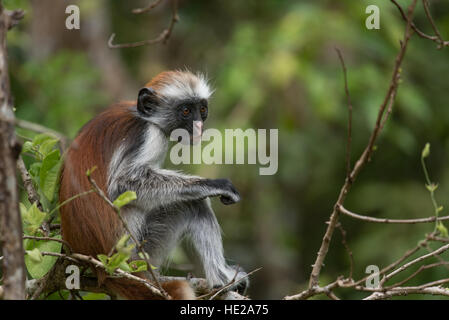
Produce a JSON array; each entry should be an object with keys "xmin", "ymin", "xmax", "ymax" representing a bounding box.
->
[{"xmin": 108, "ymin": 167, "xmax": 240, "ymax": 210}]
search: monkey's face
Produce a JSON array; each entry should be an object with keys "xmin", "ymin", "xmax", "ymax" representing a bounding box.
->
[
  {"xmin": 174, "ymin": 98, "xmax": 208, "ymax": 143},
  {"xmin": 137, "ymin": 87, "xmax": 208, "ymax": 143}
]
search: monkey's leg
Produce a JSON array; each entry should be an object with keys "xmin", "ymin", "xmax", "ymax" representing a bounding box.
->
[
  {"xmin": 139, "ymin": 203, "xmax": 189, "ymax": 268},
  {"xmin": 184, "ymin": 199, "xmax": 249, "ymax": 294}
]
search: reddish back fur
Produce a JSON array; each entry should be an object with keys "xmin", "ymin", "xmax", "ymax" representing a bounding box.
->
[
  {"xmin": 59, "ymin": 102, "xmax": 138, "ymax": 256},
  {"xmin": 59, "ymin": 93, "xmax": 194, "ymax": 299}
]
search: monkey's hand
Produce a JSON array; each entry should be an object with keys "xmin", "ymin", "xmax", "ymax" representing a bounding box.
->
[{"xmin": 205, "ymin": 178, "xmax": 241, "ymax": 205}]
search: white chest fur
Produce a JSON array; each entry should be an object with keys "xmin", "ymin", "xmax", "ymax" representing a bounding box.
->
[
  {"xmin": 107, "ymin": 124, "xmax": 168, "ymax": 193},
  {"xmin": 133, "ymin": 124, "xmax": 168, "ymax": 169}
]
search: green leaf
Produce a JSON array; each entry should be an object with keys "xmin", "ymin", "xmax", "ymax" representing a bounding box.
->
[
  {"xmin": 437, "ymin": 222, "xmax": 449, "ymax": 238},
  {"xmin": 97, "ymin": 254, "xmax": 108, "ymax": 265},
  {"xmin": 39, "ymin": 149, "xmax": 61, "ymax": 202},
  {"xmin": 86, "ymin": 166, "xmax": 97, "ymax": 176},
  {"xmin": 113, "ymin": 191, "xmax": 137, "ymax": 209},
  {"xmin": 129, "ymin": 260, "xmax": 148, "ymax": 273},
  {"xmin": 116, "ymin": 234, "xmax": 130, "ymax": 251},
  {"xmin": 425, "ymin": 183, "xmax": 438, "ymax": 192},
  {"xmin": 138, "ymin": 251, "xmax": 150, "ymax": 260},
  {"xmin": 26, "ymin": 248, "xmax": 43, "ymax": 263},
  {"xmin": 22, "ymin": 141, "xmax": 34, "ymax": 154},
  {"xmin": 82, "ymin": 292, "xmax": 109, "ymax": 300},
  {"xmin": 29, "ymin": 162, "xmax": 42, "ymax": 178},
  {"xmin": 109, "ymin": 251, "xmax": 129, "ymax": 268},
  {"xmin": 22, "ymin": 203, "xmax": 47, "ymax": 235},
  {"xmin": 19, "ymin": 202, "xmax": 28, "ymax": 217},
  {"xmin": 119, "ymin": 261, "xmax": 131, "ymax": 272},
  {"xmin": 38, "ymin": 138, "xmax": 59, "ymax": 158},
  {"xmin": 32, "ymin": 133, "xmax": 56, "ymax": 146},
  {"xmin": 98, "ymin": 250, "xmax": 133, "ymax": 275},
  {"xmin": 422, "ymin": 142, "xmax": 430, "ymax": 158},
  {"xmin": 24, "ymin": 236, "xmax": 62, "ymax": 279}
]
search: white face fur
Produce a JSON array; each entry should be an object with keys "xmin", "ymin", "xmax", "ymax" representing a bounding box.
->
[{"xmin": 158, "ymin": 72, "xmax": 213, "ymax": 102}]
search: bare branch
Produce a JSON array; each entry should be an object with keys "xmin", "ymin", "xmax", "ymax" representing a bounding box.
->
[
  {"xmin": 335, "ymin": 48, "xmax": 353, "ymax": 181},
  {"xmin": 308, "ymin": 0, "xmax": 418, "ymax": 289},
  {"xmin": 385, "ymin": 261, "xmax": 449, "ymax": 289},
  {"xmin": 108, "ymin": 0, "xmax": 179, "ymax": 49},
  {"xmin": 336, "ymin": 222, "xmax": 354, "ymax": 279},
  {"xmin": 23, "ymin": 235, "xmax": 73, "ymax": 254},
  {"xmin": 0, "ymin": 1, "xmax": 25, "ymax": 300},
  {"xmin": 390, "ymin": 0, "xmax": 449, "ymax": 48},
  {"xmin": 132, "ymin": 0, "xmax": 164, "ymax": 14},
  {"xmin": 364, "ymin": 286, "xmax": 449, "ymax": 300},
  {"xmin": 15, "ymin": 118, "xmax": 69, "ymax": 150},
  {"xmin": 381, "ymin": 243, "xmax": 449, "ymax": 285},
  {"xmin": 422, "ymin": 0, "xmax": 445, "ymax": 49},
  {"xmin": 284, "ymin": 280, "xmax": 340, "ymax": 300},
  {"xmin": 338, "ymin": 205, "xmax": 449, "ymax": 224}
]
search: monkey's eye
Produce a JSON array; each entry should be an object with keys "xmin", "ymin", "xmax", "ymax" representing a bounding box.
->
[
  {"xmin": 182, "ymin": 107, "xmax": 190, "ymax": 116},
  {"xmin": 200, "ymin": 106, "xmax": 207, "ymax": 114}
]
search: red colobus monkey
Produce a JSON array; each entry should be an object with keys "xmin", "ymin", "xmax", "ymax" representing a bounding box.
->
[{"xmin": 59, "ymin": 70, "xmax": 248, "ymax": 299}]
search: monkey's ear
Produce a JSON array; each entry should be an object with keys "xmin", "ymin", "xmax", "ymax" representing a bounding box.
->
[{"xmin": 137, "ymin": 87, "xmax": 159, "ymax": 117}]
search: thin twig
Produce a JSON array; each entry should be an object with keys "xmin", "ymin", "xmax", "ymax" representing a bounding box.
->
[
  {"xmin": 335, "ymin": 48, "xmax": 353, "ymax": 181},
  {"xmin": 422, "ymin": 0, "xmax": 445, "ymax": 49},
  {"xmin": 108, "ymin": 0, "xmax": 179, "ymax": 48},
  {"xmin": 336, "ymin": 222, "xmax": 354, "ymax": 279},
  {"xmin": 39, "ymin": 251, "xmax": 165, "ymax": 298},
  {"xmin": 338, "ymin": 205, "xmax": 449, "ymax": 224},
  {"xmin": 15, "ymin": 118, "xmax": 68, "ymax": 150},
  {"xmin": 208, "ymin": 267, "xmax": 261, "ymax": 300},
  {"xmin": 46, "ymin": 189, "xmax": 94, "ymax": 224},
  {"xmin": 427, "ymin": 234, "xmax": 449, "ymax": 243},
  {"xmin": 23, "ymin": 235, "xmax": 72, "ymax": 254},
  {"xmin": 364, "ymin": 285, "xmax": 449, "ymax": 300},
  {"xmin": 132, "ymin": 0, "xmax": 164, "ymax": 14},
  {"xmin": 385, "ymin": 261, "xmax": 449, "ymax": 289},
  {"xmin": 284, "ymin": 280, "xmax": 340, "ymax": 300},
  {"xmin": 381, "ymin": 243, "xmax": 449, "ymax": 285},
  {"xmin": 390, "ymin": 0, "xmax": 449, "ymax": 48}
]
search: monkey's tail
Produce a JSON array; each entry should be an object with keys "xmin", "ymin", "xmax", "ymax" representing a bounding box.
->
[{"xmin": 103, "ymin": 276, "xmax": 195, "ymax": 300}]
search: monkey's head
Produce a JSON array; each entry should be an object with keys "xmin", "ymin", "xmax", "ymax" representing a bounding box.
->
[{"xmin": 137, "ymin": 70, "xmax": 212, "ymax": 143}]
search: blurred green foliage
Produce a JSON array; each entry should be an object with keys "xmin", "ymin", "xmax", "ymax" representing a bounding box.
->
[{"xmin": 8, "ymin": 0, "xmax": 449, "ymax": 299}]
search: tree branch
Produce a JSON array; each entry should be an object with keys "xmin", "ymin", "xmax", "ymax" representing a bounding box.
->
[
  {"xmin": 0, "ymin": 1, "xmax": 25, "ymax": 300},
  {"xmin": 108, "ymin": 0, "xmax": 179, "ymax": 49},
  {"xmin": 338, "ymin": 205, "xmax": 449, "ymax": 224},
  {"xmin": 307, "ymin": 0, "xmax": 417, "ymax": 288}
]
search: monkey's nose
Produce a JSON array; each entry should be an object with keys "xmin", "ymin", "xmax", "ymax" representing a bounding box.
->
[{"xmin": 193, "ymin": 121, "xmax": 203, "ymax": 136}]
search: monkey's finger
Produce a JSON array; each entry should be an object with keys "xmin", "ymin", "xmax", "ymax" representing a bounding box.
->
[{"xmin": 220, "ymin": 195, "xmax": 235, "ymax": 205}]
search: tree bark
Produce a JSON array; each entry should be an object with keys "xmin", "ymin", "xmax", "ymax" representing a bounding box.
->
[{"xmin": 0, "ymin": 2, "xmax": 25, "ymax": 300}]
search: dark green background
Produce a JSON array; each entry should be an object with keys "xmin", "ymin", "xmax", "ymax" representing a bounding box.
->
[{"xmin": 7, "ymin": 0, "xmax": 449, "ymax": 299}]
